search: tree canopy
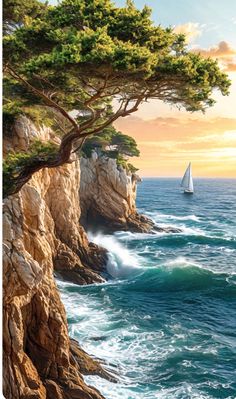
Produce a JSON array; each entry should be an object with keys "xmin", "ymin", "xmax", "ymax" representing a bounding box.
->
[
  {"xmin": 81, "ymin": 125, "xmax": 140, "ymax": 158},
  {"xmin": 3, "ymin": 0, "xmax": 48, "ymax": 34},
  {"xmin": 3, "ymin": 0, "xmax": 231, "ymax": 197}
]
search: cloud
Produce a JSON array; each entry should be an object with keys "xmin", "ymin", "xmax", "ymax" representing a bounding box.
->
[
  {"xmin": 195, "ymin": 41, "xmax": 236, "ymax": 57},
  {"xmin": 173, "ymin": 22, "xmax": 202, "ymax": 43},
  {"xmin": 115, "ymin": 115, "xmax": 236, "ymax": 142},
  {"xmin": 114, "ymin": 116, "xmax": 236, "ymax": 177},
  {"xmin": 226, "ymin": 62, "xmax": 236, "ymax": 72},
  {"xmin": 192, "ymin": 41, "xmax": 236, "ymax": 72}
]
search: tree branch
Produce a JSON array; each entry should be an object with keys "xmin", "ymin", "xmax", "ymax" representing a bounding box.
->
[
  {"xmin": 3, "ymin": 69, "xmax": 146, "ymax": 198},
  {"xmin": 79, "ymin": 95, "xmax": 145, "ymax": 139},
  {"xmin": 7, "ymin": 66, "xmax": 80, "ymax": 132}
]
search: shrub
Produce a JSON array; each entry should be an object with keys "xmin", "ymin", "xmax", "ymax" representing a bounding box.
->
[{"xmin": 3, "ymin": 139, "xmax": 59, "ymax": 197}]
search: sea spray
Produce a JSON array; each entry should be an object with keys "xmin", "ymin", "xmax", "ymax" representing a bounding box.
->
[{"xmin": 88, "ymin": 232, "xmax": 142, "ymax": 278}]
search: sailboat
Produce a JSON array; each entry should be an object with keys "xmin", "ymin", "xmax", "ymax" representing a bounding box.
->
[{"xmin": 181, "ymin": 162, "xmax": 194, "ymax": 194}]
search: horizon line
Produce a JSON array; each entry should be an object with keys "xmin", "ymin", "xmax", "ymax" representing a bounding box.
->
[{"xmin": 139, "ymin": 176, "xmax": 236, "ymax": 179}]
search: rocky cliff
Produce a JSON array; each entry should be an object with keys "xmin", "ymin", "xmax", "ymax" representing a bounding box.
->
[
  {"xmin": 3, "ymin": 117, "xmax": 111, "ymax": 399},
  {"xmin": 3, "ymin": 116, "xmax": 179, "ymax": 398},
  {"xmin": 80, "ymin": 153, "xmax": 155, "ymax": 233},
  {"xmin": 79, "ymin": 153, "xmax": 180, "ymax": 234}
]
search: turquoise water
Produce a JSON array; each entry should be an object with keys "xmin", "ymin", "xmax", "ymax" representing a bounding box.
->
[{"xmin": 57, "ymin": 178, "xmax": 236, "ymax": 399}]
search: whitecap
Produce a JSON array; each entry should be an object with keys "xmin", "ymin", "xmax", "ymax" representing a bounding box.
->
[
  {"xmin": 157, "ymin": 223, "xmax": 206, "ymax": 236},
  {"xmin": 88, "ymin": 232, "xmax": 142, "ymax": 278},
  {"xmin": 144, "ymin": 211, "xmax": 201, "ymax": 222},
  {"xmin": 163, "ymin": 256, "xmax": 202, "ymax": 269}
]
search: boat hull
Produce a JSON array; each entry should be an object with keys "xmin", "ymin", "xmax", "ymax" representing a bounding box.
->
[{"xmin": 184, "ymin": 190, "xmax": 194, "ymax": 194}]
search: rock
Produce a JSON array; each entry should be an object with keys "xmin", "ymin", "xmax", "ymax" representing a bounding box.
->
[
  {"xmin": 3, "ymin": 119, "xmax": 108, "ymax": 399},
  {"xmin": 70, "ymin": 339, "xmax": 117, "ymax": 383},
  {"xmin": 80, "ymin": 155, "xmax": 147, "ymax": 232},
  {"xmin": 3, "ymin": 116, "xmax": 181, "ymax": 398},
  {"xmin": 3, "ymin": 115, "xmax": 52, "ymax": 155},
  {"xmin": 79, "ymin": 155, "xmax": 182, "ymax": 234},
  {"xmin": 154, "ymin": 225, "xmax": 182, "ymax": 234}
]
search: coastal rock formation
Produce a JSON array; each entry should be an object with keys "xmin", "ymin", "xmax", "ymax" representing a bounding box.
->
[
  {"xmin": 80, "ymin": 153, "xmax": 148, "ymax": 232},
  {"xmin": 3, "ymin": 117, "xmax": 109, "ymax": 399},
  {"xmin": 80, "ymin": 153, "xmax": 181, "ymax": 234},
  {"xmin": 3, "ymin": 116, "xmax": 180, "ymax": 398}
]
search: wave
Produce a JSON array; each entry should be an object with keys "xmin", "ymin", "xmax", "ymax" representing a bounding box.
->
[
  {"xmin": 157, "ymin": 223, "xmax": 205, "ymax": 235},
  {"xmin": 122, "ymin": 263, "xmax": 236, "ymax": 294},
  {"xmin": 114, "ymin": 229, "xmax": 236, "ymax": 250},
  {"xmin": 139, "ymin": 211, "xmax": 236, "ymax": 242},
  {"xmin": 145, "ymin": 211, "xmax": 201, "ymax": 223},
  {"xmin": 88, "ymin": 232, "xmax": 141, "ymax": 278},
  {"xmin": 87, "ymin": 230, "xmax": 236, "ymax": 283},
  {"xmin": 152, "ymin": 233, "xmax": 236, "ymax": 249},
  {"xmin": 113, "ymin": 225, "xmax": 206, "ymax": 240}
]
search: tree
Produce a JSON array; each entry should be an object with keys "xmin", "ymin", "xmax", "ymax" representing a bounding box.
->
[
  {"xmin": 81, "ymin": 125, "xmax": 139, "ymax": 158},
  {"xmin": 3, "ymin": 0, "xmax": 231, "ymax": 197},
  {"xmin": 110, "ymin": 132, "xmax": 140, "ymax": 157},
  {"xmin": 3, "ymin": 0, "xmax": 48, "ymax": 34}
]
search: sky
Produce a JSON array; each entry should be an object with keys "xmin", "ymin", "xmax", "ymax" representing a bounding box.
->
[
  {"xmin": 48, "ymin": 0, "xmax": 236, "ymax": 177},
  {"xmin": 113, "ymin": 0, "xmax": 236, "ymax": 177}
]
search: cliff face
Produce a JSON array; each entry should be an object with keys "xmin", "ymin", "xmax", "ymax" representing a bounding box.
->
[
  {"xmin": 3, "ymin": 117, "xmax": 109, "ymax": 399},
  {"xmin": 80, "ymin": 152, "xmax": 181, "ymax": 234},
  {"xmin": 3, "ymin": 116, "xmax": 177, "ymax": 398},
  {"xmin": 80, "ymin": 153, "xmax": 154, "ymax": 233}
]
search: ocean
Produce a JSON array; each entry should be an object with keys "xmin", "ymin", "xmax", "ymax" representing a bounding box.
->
[{"xmin": 57, "ymin": 178, "xmax": 236, "ymax": 399}]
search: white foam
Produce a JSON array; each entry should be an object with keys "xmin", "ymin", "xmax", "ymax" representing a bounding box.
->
[
  {"xmin": 88, "ymin": 232, "xmax": 141, "ymax": 278},
  {"xmin": 115, "ymin": 231, "xmax": 164, "ymax": 240},
  {"xmin": 145, "ymin": 211, "xmax": 201, "ymax": 222},
  {"xmin": 55, "ymin": 277, "xmax": 80, "ymax": 289},
  {"xmin": 163, "ymin": 256, "xmax": 201, "ymax": 269},
  {"xmin": 83, "ymin": 377, "xmax": 213, "ymax": 399},
  {"xmin": 156, "ymin": 222, "xmax": 206, "ymax": 236}
]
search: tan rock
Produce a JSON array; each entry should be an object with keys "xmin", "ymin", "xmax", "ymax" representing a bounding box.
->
[
  {"xmin": 3, "ymin": 119, "xmax": 109, "ymax": 399},
  {"xmin": 80, "ymin": 154, "xmax": 154, "ymax": 232}
]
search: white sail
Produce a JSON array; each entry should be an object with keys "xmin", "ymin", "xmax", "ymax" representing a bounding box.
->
[{"xmin": 181, "ymin": 163, "xmax": 194, "ymax": 192}]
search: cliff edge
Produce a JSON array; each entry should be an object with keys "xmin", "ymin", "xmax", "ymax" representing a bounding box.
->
[
  {"xmin": 79, "ymin": 153, "xmax": 180, "ymax": 234},
  {"xmin": 3, "ymin": 116, "xmax": 179, "ymax": 398},
  {"xmin": 3, "ymin": 117, "xmax": 110, "ymax": 399},
  {"xmin": 80, "ymin": 153, "xmax": 154, "ymax": 233}
]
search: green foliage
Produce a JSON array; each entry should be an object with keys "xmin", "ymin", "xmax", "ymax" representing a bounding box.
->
[
  {"xmin": 3, "ymin": 101, "xmax": 23, "ymax": 130},
  {"xmin": 111, "ymin": 132, "xmax": 140, "ymax": 157},
  {"xmin": 127, "ymin": 163, "xmax": 139, "ymax": 174},
  {"xmin": 3, "ymin": 140, "xmax": 58, "ymax": 197},
  {"xmin": 116, "ymin": 155, "xmax": 139, "ymax": 174},
  {"xmin": 3, "ymin": 76, "xmax": 29, "ymax": 130},
  {"xmin": 81, "ymin": 125, "xmax": 139, "ymax": 173},
  {"xmin": 22, "ymin": 106, "xmax": 56, "ymax": 128},
  {"xmin": 3, "ymin": 102, "xmax": 60, "ymax": 136},
  {"xmin": 3, "ymin": 0, "xmax": 48, "ymax": 34},
  {"xmin": 3, "ymin": 75, "xmax": 66, "ymax": 134},
  {"xmin": 3, "ymin": 76, "xmax": 49, "ymax": 130},
  {"xmin": 4, "ymin": 0, "xmax": 230, "ymax": 116},
  {"xmin": 116, "ymin": 153, "xmax": 127, "ymax": 169},
  {"xmin": 81, "ymin": 125, "xmax": 139, "ymax": 159}
]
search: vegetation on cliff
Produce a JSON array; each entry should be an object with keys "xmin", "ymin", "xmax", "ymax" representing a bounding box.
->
[
  {"xmin": 3, "ymin": 0, "xmax": 230, "ymax": 197},
  {"xmin": 3, "ymin": 139, "xmax": 59, "ymax": 198},
  {"xmin": 81, "ymin": 125, "xmax": 140, "ymax": 173}
]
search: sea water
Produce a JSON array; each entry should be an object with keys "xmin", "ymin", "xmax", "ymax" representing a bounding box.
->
[{"xmin": 57, "ymin": 178, "xmax": 236, "ymax": 399}]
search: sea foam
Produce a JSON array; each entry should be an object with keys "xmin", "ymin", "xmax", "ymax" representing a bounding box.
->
[{"xmin": 88, "ymin": 232, "xmax": 141, "ymax": 278}]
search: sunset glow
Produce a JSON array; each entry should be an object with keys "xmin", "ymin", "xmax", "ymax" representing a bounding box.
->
[{"xmin": 114, "ymin": 0, "xmax": 236, "ymax": 178}]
